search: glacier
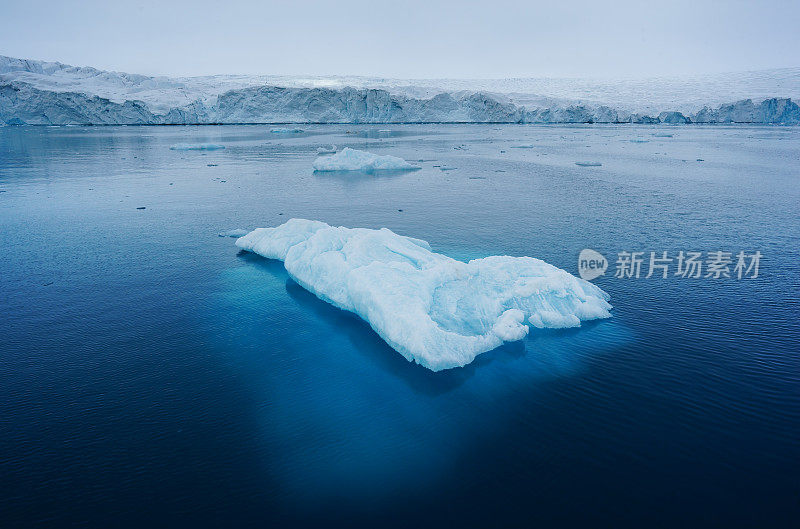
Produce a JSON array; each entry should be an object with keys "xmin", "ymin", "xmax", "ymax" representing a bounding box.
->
[
  {"xmin": 312, "ymin": 148, "xmax": 419, "ymax": 172},
  {"xmin": 2, "ymin": 56, "xmax": 800, "ymax": 125},
  {"xmin": 235, "ymin": 219, "xmax": 612, "ymax": 371}
]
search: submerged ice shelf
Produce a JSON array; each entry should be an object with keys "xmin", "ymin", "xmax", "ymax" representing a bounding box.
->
[{"xmin": 236, "ymin": 219, "xmax": 612, "ymax": 371}]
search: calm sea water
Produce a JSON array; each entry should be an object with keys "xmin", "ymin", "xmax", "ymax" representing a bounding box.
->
[{"xmin": 1, "ymin": 125, "xmax": 799, "ymax": 528}]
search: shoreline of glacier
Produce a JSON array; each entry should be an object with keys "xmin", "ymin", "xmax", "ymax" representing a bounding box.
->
[{"xmin": 3, "ymin": 56, "xmax": 799, "ymax": 126}]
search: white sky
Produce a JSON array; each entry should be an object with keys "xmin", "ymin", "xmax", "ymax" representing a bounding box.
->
[{"xmin": 1, "ymin": 0, "xmax": 798, "ymax": 79}]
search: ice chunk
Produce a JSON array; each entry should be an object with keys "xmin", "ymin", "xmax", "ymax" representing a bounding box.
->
[
  {"xmin": 312, "ymin": 147, "xmax": 420, "ymax": 173},
  {"xmin": 236, "ymin": 219, "xmax": 612, "ymax": 371},
  {"xmin": 169, "ymin": 143, "xmax": 225, "ymax": 150},
  {"xmin": 316, "ymin": 144, "xmax": 337, "ymax": 154},
  {"xmin": 271, "ymin": 128, "xmax": 304, "ymax": 133},
  {"xmin": 575, "ymin": 161, "xmax": 602, "ymax": 167},
  {"xmin": 218, "ymin": 228, "xmax": 249, "ymax": 238}
]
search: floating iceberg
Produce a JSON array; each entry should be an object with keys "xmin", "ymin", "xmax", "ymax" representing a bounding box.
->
[
  {"xmin": 218, "ymin": 228, "xmax": 249, "ymax": 238},
  {"xmin": 271, "ymin": 128, "xmax": 304, "ymax": 133},
  {"xmin": 575, "ymin": 161, "xmax": 602, "ymax": 167},
  {"xmin": 312, "ymin": 147, "xmax": 420, "ymax": 172},
  {"xmin": 316, "ymin": 144, "xmax": 337, "ymax": 154},
  {"xmin": 235, "ymin": 219, "xmax": 612, "ymax": 371},
  {"xmin": 169, "ymin": 143, "xmax": 225, "ymax": 150}
]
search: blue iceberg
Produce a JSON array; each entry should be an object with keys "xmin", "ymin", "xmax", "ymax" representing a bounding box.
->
[{"xmin": 236, "ymin": 219, "xmax": 612, "ymax": 371}]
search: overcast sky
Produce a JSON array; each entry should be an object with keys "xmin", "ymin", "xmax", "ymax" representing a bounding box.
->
[{"xmin": 1, "ymin": 0, "xmax": 798, "ymax": 79}]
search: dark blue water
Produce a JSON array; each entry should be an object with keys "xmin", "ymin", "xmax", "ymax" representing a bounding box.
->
[{"xmin": 1, "ymin": 125, "xmax": 799, "ymax": 528}]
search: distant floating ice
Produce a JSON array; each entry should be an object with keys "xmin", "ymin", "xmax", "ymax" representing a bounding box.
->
[
  {"xmin": 575, "ymin": 161, "xmax": 603, "ymax": 167},
  {"xmin": 316, "ymin": 144, "xmax": 337, "ymax": 154},
  {"xmin": 511, "ymin": 144, "xmax": 535, "ymax": 148},
  {"xmin": 312, "ymin": 147, "xmax": 419, "ymax": 172},
  {"xmin": 652, "ymin": 133, "xmax": 674, "ymax": 138},
  {"xmin": 169, "ymin": 143, "xmax": 225, "ymax": 150},
  {"xmin": 629, "ymin": 139, "xmax": 649, "ymax": 143},
  {"xmin": 271, "ymin": 128, "xmax": 304, "ymax": 133},
  {"xmin": 218, "ymin": 229, "xmax": 249, "ymax": 238},
  {"xmin": 236, "ymin": 219, "xmax": 612, "ymax": 371}
]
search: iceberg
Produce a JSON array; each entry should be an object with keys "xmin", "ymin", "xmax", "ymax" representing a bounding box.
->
[
  {"xmin": 218, "ymin": 228, "xmax": 249, "ymax": 238},
  {"xmin": 316, "ymin": 144, "xmax": 337, "ymax": 154},
  {"xmin": 235, "ymin": 219, "xmax": 612, "ymax": 371},
  {"xmin": 169, "ymin": 143, "xmax": 225, "ymax": 150},
  {"xmin": 312, "ymin": 147, "xmax": 420, "ymax": 172}
]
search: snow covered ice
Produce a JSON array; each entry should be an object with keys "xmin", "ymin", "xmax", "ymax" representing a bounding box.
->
[
  {"xmin": 312, "ymin": 148, "xmax": 420, "ymax": 172},
  {"xmin": 235, "ymin": 219, "xmax": 612, "ymax": 371},
  {"xmin": 169, "ymin": 143, "xmax": 225, "ymax": 150},
  {"xmin": 3, "ymin": 56, "xmax": 799, "ymax": 125}
]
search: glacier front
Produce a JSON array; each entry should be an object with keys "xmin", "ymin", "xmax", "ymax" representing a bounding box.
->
[
  {"xmin": 235, "ymin": 219, "xmax": 612, "ymax": 371},
  {"xmin": 3, "ymin": 56, "xmax": 800, "ymax": 125}
]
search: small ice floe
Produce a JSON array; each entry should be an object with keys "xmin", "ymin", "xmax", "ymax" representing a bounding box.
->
[
  {"xmin": 218, "ymin": 229, "xmax": 249, "ymax": 238},
  {"xmin": 169, "ymin": 143, "xmax": 225, "ymax": 151},
  {"xmin": 575, "ymin": 162, "xmax": 603, "ymax": 167},
  {"xmin": 271, "ymin": 128, "xmax": 304, "ymax": 133},
  {"xmin": 316, "ymin": 144, "xmax": 337, "ymax": 155},
  {"xmin": 440, "ymin": 167, "xmax": 457, "ymax": 171},
  {"xmin": 629, "ymin": 139, "xmax": 649, "ymax": 143},
  {"xmin": 312, "ymin": 147, "xmax": 419, "ymax": 172},
  {"xmin": 652, "ymin": 133, "xmax": 674, "ymax": 138},
  {"xmin": 378, "ymin": 129, "xmax": 391, "ymax": 133},
  {"xmin": 511, "ymin": 144, "xmax": 535, "ymax": 148}
]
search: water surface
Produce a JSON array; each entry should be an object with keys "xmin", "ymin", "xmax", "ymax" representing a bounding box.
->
[{"xmin": 1, "ymin": 124, "xmax": 799, "ymax": 527}]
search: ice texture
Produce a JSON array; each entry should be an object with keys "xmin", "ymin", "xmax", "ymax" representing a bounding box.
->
[
  {"xmin": 312, "ymin": 148, "xmax": 419, "ymax": 172},
  {"xmin": 169, "ymin": 143, "xmax": 225, "ymax": 150},
  {"xmin": 2, "ymin": 55, "xmax": 799, "ymax": 125},
  {"xmin": 235, "ymin": 219, "xmax": 612, "ymax": 371}
]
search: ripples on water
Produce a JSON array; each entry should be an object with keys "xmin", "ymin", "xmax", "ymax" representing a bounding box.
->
[{"xmin": 1, "ymin": 125, "xmax": 798, "ymax": 527}]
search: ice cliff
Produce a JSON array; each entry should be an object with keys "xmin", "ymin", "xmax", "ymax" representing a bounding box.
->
[
  {"xmin": 235, "ymin": 219, "xmax": 612, "ymax": 371},
  {"xmin": 2, "ymin": 55, "xmax": 799, "ymax": 125}
]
